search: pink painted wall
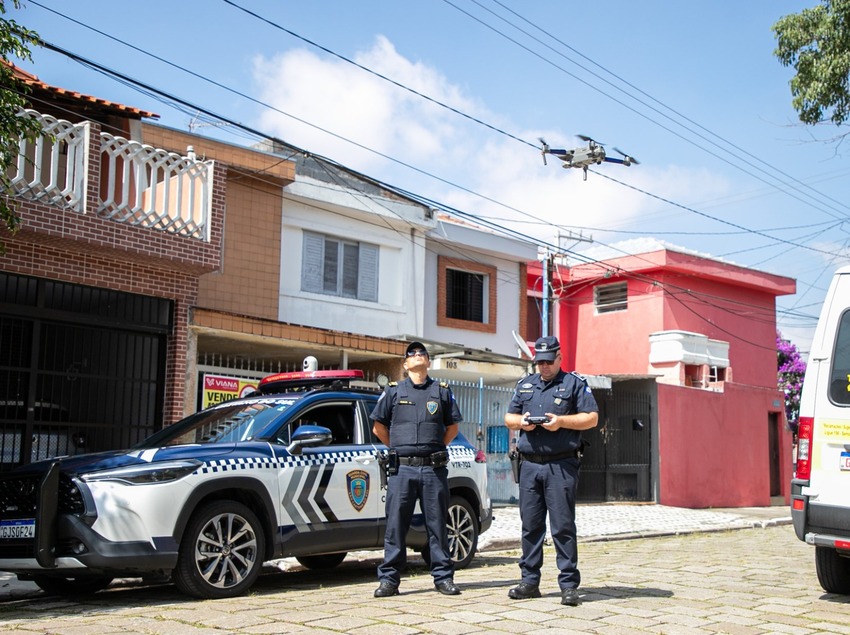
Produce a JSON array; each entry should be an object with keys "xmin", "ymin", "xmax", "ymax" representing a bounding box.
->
[
  {"xmin": 548, "ymin": 248, "xmax": 798, "ymax": 508},
  {"xmin": 560, "ymin": 275, "xmax": 664, "ymax": 375},
  {"xmin": 561, "ymin": 257, "xmax": 789, "ymax": 388},
  {"xmin": 657, "ymin": 382, "xmax": 794, "ymax": 507}
]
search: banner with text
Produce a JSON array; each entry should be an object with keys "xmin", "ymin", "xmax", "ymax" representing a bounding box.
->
[{"xmin": 202, "ymin": 374, "xmax": 259, "ymax": 409}]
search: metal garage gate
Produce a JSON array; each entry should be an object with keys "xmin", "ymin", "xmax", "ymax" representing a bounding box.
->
[
  {"xmin": 578, "ymin": 389, "xmax": 653, "ymax": 502},
  {"xmin": 0, "ymin": 273, "xmax": 171, "ymax": 469}
]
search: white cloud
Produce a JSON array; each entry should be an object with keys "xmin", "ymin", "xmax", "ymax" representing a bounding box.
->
[
  {"xmin": 251, "ymin": 36, "xmax": 734, "ymax": 250},
  {"xmin": 252, "ymin": 36, "xmax": 481, "ymax": 172}
]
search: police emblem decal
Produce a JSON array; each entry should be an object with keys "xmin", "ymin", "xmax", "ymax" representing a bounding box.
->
[
  {"xmin": 426, "ymin": 400, "xmax": 439, "ymax": 415},
  {"xmin": 347, "ymin": 470, "xmax": 369, "ymax": 511}
]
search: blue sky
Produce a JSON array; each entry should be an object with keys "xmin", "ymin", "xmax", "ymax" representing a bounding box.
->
[{"xmin": 9, "ymin": 1, "xmax": 845, "ymax": 354}]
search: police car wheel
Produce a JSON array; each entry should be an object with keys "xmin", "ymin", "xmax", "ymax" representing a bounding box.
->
[
  {"xmin": 174, "ymin": 500, "xmax": 266, "ymax": 599},
  {"xmin": 815, "ymin": 546, "xmax": 850, "ymax": 594},
  {"xmin": 295, "ymin": 552, "xmax": 347, "ymax": 570},
  {"xmin": 31, "ymin": 575, "xmax": 113, "ymax": 596},
  {"xmin": 447, "ymin": 495, "xmax": 479, "ymax": 569}
]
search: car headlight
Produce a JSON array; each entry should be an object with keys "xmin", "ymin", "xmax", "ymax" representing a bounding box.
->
[{"xmin": 81, "ymin": 460, "xmax": 202, "ymax": 485}]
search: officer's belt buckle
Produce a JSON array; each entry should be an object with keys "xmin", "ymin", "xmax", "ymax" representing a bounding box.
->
[{"xmin": 399, "ymin": 456, "xmax": 432, "ymax": 466}]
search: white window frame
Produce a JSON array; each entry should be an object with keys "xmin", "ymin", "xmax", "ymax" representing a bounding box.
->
[{"xmin": 301, "ymin": 231, "xmax": 379, "ymax": 302}]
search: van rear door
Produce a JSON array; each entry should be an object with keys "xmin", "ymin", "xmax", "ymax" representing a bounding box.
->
[{"xmin": 802, "ymin": 268, "xmax": 850, "ymax": 508}]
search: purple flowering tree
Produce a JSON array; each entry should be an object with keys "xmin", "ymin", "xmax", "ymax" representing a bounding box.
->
[{"xmin": 777, "ymin": 330, "xmax": 806, "ymax": 433}]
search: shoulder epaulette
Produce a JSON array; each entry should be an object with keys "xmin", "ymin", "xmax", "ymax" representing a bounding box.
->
[
  {"xmin": 570, "ymin": 371, "xmax": 587, "ymax": 381},
  {"xmin": 387, "ymin": 381, "xmax": 398, "ymax": 387},
  {"xmin": 439, "ymin": 380, "xmax": 449, "ymax": 388}
]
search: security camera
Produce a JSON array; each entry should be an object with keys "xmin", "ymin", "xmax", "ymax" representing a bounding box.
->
[{"xmin": 303, "ymin": 356, "xmax": 318, "ymax": 372}]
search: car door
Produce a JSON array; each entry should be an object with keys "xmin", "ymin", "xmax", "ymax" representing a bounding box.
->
[{"xmin": 274, "ymin": 398, "xmax": 384, "ymax": 555}]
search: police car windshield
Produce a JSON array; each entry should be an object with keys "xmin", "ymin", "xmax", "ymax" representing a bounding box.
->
[{"xmin": 135, "ymin": 400, "xmax": 293, "ymax": 448}]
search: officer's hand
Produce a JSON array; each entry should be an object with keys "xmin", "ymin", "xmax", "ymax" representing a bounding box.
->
[
  {"xmin": 538, "ymin": 413, "xmax": 559, "ymax": 431},
  {"xmin": 519, "ymin": 413, "xmax": 537, "ymax": 431}
]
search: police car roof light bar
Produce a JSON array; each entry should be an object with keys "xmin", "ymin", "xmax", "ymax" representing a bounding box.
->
[{"xmin": 259, "ymin": 369, "xmax": 365, "ymax": 394}]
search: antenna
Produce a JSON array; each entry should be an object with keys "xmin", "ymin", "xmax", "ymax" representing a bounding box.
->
[
  {"xmin": 188, "ymin": 112, "xmax": 232, "ymax": 133},
  {"xmin": 512, "ymin": 330, "xmax": 533, "ymax": 359}
]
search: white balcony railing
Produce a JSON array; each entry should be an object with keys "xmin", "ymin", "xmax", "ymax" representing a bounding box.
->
[
  {"xmin": 8, "ymin": 109, "xmax": 88, "ymax": 211},
  {"xmin": 6, "ymin": 109, "xmax": 214, "ymax": 241}
]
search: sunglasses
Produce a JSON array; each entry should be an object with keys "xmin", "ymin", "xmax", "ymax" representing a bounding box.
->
[
  {"xmin": 535, "ymin": 357, "xmax": 559, "ymax": 366},
  {"xmin": 406, "ymin": 349, "xmax": 429, "ymax": 358}
]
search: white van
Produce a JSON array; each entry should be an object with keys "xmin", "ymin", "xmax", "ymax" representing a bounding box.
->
[{"xmin": 793, "ymin": 265, "xmax": 850, "ymax": 594}]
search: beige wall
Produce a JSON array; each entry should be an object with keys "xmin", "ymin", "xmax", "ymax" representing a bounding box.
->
[{"xmin": 143, "ymin": 124, "xmax": 295, "ymax": 322}]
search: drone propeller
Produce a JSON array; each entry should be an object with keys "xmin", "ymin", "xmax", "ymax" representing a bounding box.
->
[
  {"xmin": 539, "ymin": 137, "xmax": 549, "ymax": 165},
  {"xmin": 613, "ymin": 147, "xmax": 639, "ymax": 166},
  {"xmin": 577, "ymin": 134, "xmax": 604, "ymax": 146}
]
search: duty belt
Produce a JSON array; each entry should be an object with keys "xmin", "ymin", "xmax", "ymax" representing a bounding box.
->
[
  {"xmin": 398, "ymin": 455, "xmax": 434, "ymax": 466},
  {"xmin": 521, "ymin": 449, "xmax": 581, "ymax": 463}
]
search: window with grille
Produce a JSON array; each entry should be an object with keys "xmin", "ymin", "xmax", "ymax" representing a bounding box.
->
[
  {"xmin": 437, "ymin": 256, "xmax": 497, "ymax": 333},
  {"xmin": 594, "ymin": 281, "xmax": 628, "ymax": 314},
  {"xmin": 446, "ymin": 269, "xmax": 486, "ymax": 322},
  {"xmin": 301, "ymin": 231, "xmax": 379, "ymax": 302}
]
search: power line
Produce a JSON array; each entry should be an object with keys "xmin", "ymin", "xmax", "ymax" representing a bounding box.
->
[
  {"xmin": 26, "ymin": 1, "xmax": 847, "ymax": 267},
  {"xmin": 444, "ymin": 0, "xmax": 850, "ymax": 222},
  {"xmin": 25, "ymin": 31, "xmax": 805, "ymax": 332}
]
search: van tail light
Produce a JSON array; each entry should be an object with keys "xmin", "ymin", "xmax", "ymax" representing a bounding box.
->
[
  {"xmin": 795, "ymin": 416, "xmax": 814, "ymax": 481},
  {"xmin": 474, "ymin": 449, "xmax": 487, "ymax": 463}
]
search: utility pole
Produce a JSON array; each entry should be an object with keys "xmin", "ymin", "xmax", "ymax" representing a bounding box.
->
[
  {"xmin": 542, "ymin": 248, "xmax": 553, "ymax": 337},
  {"xmin": 540, "ymin": 230, "xmax": 594, "ymax": 339}
]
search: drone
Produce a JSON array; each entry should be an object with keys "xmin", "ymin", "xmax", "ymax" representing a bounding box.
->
[{"xmin": 540, "ymin": 135, "xmax": 639, "ymax": 180}]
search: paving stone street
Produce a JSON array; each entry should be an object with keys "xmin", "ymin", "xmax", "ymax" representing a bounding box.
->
[{"xmin": 0, "ymin": 522, "xmax": 848, "ymax": 634}]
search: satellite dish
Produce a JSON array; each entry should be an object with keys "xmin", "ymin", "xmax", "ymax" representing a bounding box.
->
[{"xmin": 511, "ymin": 330, "xmax": 533, "ymax": 359}]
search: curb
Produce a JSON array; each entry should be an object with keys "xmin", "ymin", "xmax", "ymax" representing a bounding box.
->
[{"xmin": 477, "ymin": 516, "xmax": 793, "ymax": 552}]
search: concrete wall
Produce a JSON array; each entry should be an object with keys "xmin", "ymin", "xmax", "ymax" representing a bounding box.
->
[{"xmin": 656, "ymin": 382, "xmax": 793, "ymax": 507}]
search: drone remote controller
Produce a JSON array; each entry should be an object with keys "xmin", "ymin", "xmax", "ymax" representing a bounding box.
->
[{"xmin": 526, "ymin": 416, "xmax": 550, "ymax": 425}]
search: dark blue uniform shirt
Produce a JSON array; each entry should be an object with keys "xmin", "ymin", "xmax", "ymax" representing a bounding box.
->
[{"xmin": 508, "ymin": 370, "xmax": 598, "ymax": 456}]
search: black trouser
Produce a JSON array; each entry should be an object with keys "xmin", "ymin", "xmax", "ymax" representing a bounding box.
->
[
  {"xmin": 518, "ymin": 456, "xmax": 581, "ymax": 590},
  {"xmin": 378, "ymin": 464, "xmax": 453, "ymax": 585}
]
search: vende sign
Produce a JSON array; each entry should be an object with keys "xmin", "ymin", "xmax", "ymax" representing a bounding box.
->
[{"xmin": 202, "ymin": 373, "xmax": 259, "ymax": 409}]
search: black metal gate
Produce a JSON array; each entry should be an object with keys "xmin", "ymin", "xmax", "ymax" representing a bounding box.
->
[
  {"xmin": 578, "ymin": 389, "xmax": 653, "ymax": 502},
  {"xmin": 0, "ymin": 273, "xmax": 171, "ymax": 469}
]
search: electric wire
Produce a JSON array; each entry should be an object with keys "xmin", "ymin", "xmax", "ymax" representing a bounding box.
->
[
  {"xmin": 474, "ymin": 0, "xmax": 850, "ymax": 218},
  {"xmin": 19, "ymin": 28, "xmax": 817, "ymax": 334},
  {"xmin": 23, "ymin": 2, "xmax": 845, "ymax": 269}
]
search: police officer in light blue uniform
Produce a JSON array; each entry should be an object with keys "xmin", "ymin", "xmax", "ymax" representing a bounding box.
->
[
  {"xmin": 505, "ymin": 336, "xmax": 598, "ymax": 607},
  {"xmin": 371, "ymin": 341, "xmax": 463, "ymax": 598}
]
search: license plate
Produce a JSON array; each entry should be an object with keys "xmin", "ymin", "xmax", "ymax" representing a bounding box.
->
[
  {"xmin": 841, "ymin": 452, "xmax": 850, "ymax": 471},
  {"xmin": 0, "ymin": 519, "xmax": 35, "ymax": 539}
]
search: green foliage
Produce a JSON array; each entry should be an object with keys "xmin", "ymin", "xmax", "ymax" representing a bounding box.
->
[
  {"xmin": 0, "ymin": 0, "xmax": 42, "ymax": 237},
  {"xmin": 773, "ymin": 0, "xmax": 850, "ymax": 126}
]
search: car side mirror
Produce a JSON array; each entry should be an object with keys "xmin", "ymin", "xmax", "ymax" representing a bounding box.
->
[{"xmin": 287, "ymin": 425, "xmax": 333, "ymax": 455}]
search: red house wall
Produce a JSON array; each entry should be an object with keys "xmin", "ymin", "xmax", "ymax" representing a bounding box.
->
[
  {"xmin": 552, "ymin": 249, "xmax": 796, "ymax": 508},
  {"xmin": 563, "ymin": 269, "xmax": 780, "ymax": 387},
  {"xmin": 560, "ymin": 275, "xmax": 665, "ymax": 375},
  {"xmin": 657, "ymin": 382, "xmax": 793, "ymax": 507}
]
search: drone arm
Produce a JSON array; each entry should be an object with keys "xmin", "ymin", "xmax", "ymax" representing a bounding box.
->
[{"xmin": 603, "ymin": 156, "xmax": 630, "ymax": 166}]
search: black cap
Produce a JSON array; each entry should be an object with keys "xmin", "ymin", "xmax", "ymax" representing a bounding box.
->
[
  {"xmin": 533, "ymin": 336, "xmax": 560, "ymax": 362},
  {"xmin": 405, "ymin": 341, "xmax": 429, "ymax": 358}
]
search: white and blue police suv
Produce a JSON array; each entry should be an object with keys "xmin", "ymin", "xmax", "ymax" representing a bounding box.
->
[{"xmin": 0, "ymin": 370, "xmax": 491, "ymax": 598}]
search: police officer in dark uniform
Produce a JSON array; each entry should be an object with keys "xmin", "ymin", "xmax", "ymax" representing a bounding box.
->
[
  {"xmin": 371, "ymin": 341, "xmax": 463, "ymax": 598},
  {"xmin": 504, "ymin": 336, "xmax": 598, "ymax": 606}
]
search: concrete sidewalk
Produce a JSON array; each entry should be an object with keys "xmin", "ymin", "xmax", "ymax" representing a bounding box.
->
[{"xmin": 478, "ymin": 502, "xmax": 793, "ymax": 552}]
